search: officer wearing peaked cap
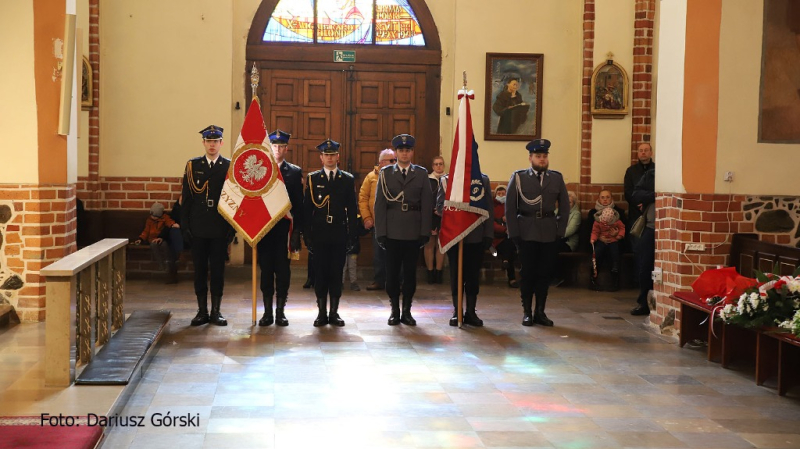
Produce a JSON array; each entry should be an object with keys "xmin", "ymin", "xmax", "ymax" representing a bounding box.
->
[
  {"xmin": 256, "ymin": 129, "xmax": 303, "ymax": 327},
  {"xmin": 505, "ymin": 138, "xmax": 570, "ymax": 327},
  {"xmin": 374, "ymin": 134, "xmax": 433, "ymax": 326},
  {"xmin": 303, "ymin": 139, "xmax": 358, "ymax": 327},
  {"xmin": 182, "ymin": 125, "xmax": 234, "ymax": 327}
]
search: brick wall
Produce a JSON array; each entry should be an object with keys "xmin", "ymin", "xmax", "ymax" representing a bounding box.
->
[
  {"xmin": 77, "ymin": 176, "xmax": 182, "ymax": 211},
  {"xmin": 631, "ymin": 0, "xmax": 655, "ymax": 158},
  {"xmin": 0, "ymin": 185, "xmax": 77, "ymax": 322},
  {"xmin": 85, "ymin": 0, "xmax": 101, "ymax": 210}
]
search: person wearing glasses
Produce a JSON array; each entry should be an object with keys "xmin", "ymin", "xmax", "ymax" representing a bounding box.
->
[
  {"xmin": 359, "ymin": 148, "xmax": 397, "ymax": 291},
  {"xmin": 424, "ymin": 156, "xmax": 447, "ymax": 284}
]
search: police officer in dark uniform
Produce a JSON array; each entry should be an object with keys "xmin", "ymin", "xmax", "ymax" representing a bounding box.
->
[
  {"xmin": 182, "ymin": 125, "xmax": 234, "ymax": 326},
  {"xmin": 303, "ymin": 139, "xmax": 358, "ymax": 327},
  {"xmin": 374, "ymin": 134, "xmax": 433, "ymax": 326},
  {"xmin": 505, "ymin": 139, "xmax": 569, "ymax": 327},
  {"xmin": 257, "ymin": 130, "xmax": 303, "ymax": 327},
  {"xmin": 435, "ymin": 173, "xmax": 494, "ymax": 327}
]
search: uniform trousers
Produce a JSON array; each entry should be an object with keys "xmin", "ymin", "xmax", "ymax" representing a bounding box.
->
[
  {"xmin": 385, "ymin": 238, "xmax": 419, "ymax": 300},
  {"xmin": 191, "ymin": 237, "xmax": 228, "ymax": 298},
  {"xmin": 372, "ymin": 230, "xmax": 387, "ymax": 285},
  {"xmin": 635, "ymin": 227, "xmax": 655, "ymax": 307},
  {"xmin": 257, "ymin": 221, "xmax": 291, "ymax": 300},
  {"xmin": 313, "ymin": 241, "xmax": 346, "ymax": 301},
  {"xmin": 496, "ymin": 238, "xmax": 517, "ymax": 281},
  {"xmin": 517, "ymin": 240, "xmax": 557, "ymax": 303},
  {"xmin": 447, "ymin": 242, "xmax": 485, "ymax": 299}
]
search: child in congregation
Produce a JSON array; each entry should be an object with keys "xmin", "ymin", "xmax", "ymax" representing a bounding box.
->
[
  {"xmin": 134, "ymin": 202, "xmax": 181, "ymax": 283},
  {"xmin": 590, "ymin": 206, "xmax": 625, "ymax": 291}
]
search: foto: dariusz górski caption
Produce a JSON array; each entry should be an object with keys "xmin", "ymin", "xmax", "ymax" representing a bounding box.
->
[{"xmin": 40, "ymin": 413, "xmax": 200, "ymax": 427}]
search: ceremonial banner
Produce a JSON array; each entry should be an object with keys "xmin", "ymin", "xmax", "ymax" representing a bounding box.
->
[
  {"xmin": 438, "ymin": 89, "xmax": 490, "ymax": 253},
  {"xmin": 218, "ymin": 99, "xmax": 291, "ymax": 245}
]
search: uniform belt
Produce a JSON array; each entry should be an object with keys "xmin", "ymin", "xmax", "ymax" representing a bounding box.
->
[
  {"xmin": 388, "ymin": 203, "xmax": 420, "ymax": 211},
  {"xmin": 518, "ymin": 210, "xmax": 555, "ymax": 218}
]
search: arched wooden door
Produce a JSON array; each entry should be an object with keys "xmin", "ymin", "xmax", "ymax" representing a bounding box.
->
[
  {"xmin": 246, "ymin": 0, "xmax": 442, "ymax": 182},
  {"xmin": 245, "ymin": 0, "xmax": 442, "ymax": 265}
]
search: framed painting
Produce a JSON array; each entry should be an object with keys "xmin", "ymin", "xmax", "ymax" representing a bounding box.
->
[
  {"xmin": 590, "ymin": 60, "xmax": 628, "ymax": 117},
  {"xmin": 81, "ymin": 56, "xmax": 92, "ymax": 110},
  {"xmin": 484, "ymin": 53, "xmax": 543, "ymax": 141}
]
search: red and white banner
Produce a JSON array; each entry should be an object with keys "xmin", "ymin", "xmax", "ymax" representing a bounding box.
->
[
  {"xmin": 438, "ymin": 89, "xmax": 489, "ymax": 253},
  {"xmin": 218, "ymin": 98, "xmax": 291, "ymax": 246}
]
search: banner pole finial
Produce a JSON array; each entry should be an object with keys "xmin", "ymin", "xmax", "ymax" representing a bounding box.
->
[
  {"xmin": 462, "ymin": 71, "xmax": 468, "ymax": 91},
  {"xmin": 251, "ymin": 63, "xmax": 260, "ymax": 99}
]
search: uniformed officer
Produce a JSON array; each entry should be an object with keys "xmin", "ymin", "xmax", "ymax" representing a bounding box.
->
[
  {"xmin": 374, "ymin": 134, "xmax": 433, "ymax": 326},
  {"xmin": 303, "ymin": 139, "xmax": 358, "ymax": 327},
  {"xmin": 436, "ymin": 173, "xmax": 494, "ymax": 327},
  {"xmin": 181, "ymin": 125, "xmax": 234, "ymax": 326},
  {"xmin": 505, "ymin": 139, "xmax": 570, "ymax": 327},
  {"xmin": 257, "ymin": 130, "xmax": 303, "ymax": 327}
]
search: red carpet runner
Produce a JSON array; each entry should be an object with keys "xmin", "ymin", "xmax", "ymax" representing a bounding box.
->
[{"xmin": 0, "ymin": 416, "xmax": 102, "ymax": 449}]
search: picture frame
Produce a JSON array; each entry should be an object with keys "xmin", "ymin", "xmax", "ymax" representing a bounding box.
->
[
  {"xmin": 484, "ymin": 53, "xmax": 543, "ymax": 141},
  {"xmin": 81, "ymin": 56, "xmax": 92, "ymax": 110},
  {"xmin": 590, "ymin": 60, "xmax": 628, "ymax": 117}
]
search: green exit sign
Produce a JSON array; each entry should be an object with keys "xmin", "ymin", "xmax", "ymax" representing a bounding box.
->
[{"xmin": 333, "ymin": 50, "xmax": 356, "ymax": 63}]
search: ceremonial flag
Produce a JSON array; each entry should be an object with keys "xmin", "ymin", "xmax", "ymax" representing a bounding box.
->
[
  {"xmin": 438, "ymin": 89, "xmax": 489, "ymax": 253},
  {"xmin": 218, "ymin": 98, "xmax": 291, "ymax": 246}
]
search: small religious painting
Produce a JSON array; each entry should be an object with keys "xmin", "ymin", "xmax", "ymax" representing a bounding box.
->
[
  {"xmin": 81, "ymin": 56, "xmax": 92, "ymax": 110},
  {"xmin": 759, "ymin": 0, "xmax": 800, "ymax": 142},
  {"xmin": 484, "ymin": 53, "xmax": 544, "ymax": 141},
  {"xmin": 590, "ymin": 59, "xmax": 628, "ymax": 117}
]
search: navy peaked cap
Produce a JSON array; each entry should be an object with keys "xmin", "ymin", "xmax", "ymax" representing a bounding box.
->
[
  {"xmin": 526, "ymin": 139, "xmax": 551, "ymax": 153},
  {"xmin": 316, "ymin": 139, "xmax": 340, "ymax": 154},
  {"xmin": 269, "ymin": 129, "xmax": 291, "ymax": 144},
  {"xmin": 391, "ymin": 134, "xmax": 416, "ymax": 149},
  {"xmin": 199, "ymin": 125, "xmax": 223, "ymax": 140}
]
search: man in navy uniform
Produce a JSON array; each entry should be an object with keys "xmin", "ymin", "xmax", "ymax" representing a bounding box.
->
[
  {"xmin": 374, "ymin": 134, "xmax": 433, "ymax": 326},
  {"xmin": 182, "ymin": 125, "xmax": 234, "ymax": 326},
  {"xmin": 303, "ymin": 139, "xmax": 358, "ymax": 327},
  {"xmin": 505, "ymin": 139, "xmax": 570, "ymax": 327},
  {"xmin": 436, "ymin": 173, "xmax": 494, "ymax": 326},
  {"xmin": 257, "ymin": 130, "xmax": 303, "ymax": 327}
]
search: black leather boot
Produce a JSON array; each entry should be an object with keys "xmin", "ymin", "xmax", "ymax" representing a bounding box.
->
[
  {"xmin": 275, "ymin": 297, "xmax": 289, "ymax": 326},
  {"xmin": 190, "ymin": 295, "xmax": 209, "ymax": 326},
  {"xmin": 313, "ymin": 297, "xmax": 328, "ymax": 327},
  {"xmin": 329, "ymin": 297, "xmax": 345, "ymax": 327},
  {"xmin": 258, "ymin": 296, "xmax": 274, "ymax": 326},
  {"xmin": 165, "ymin": 262, "xmax": 178, "ymax": 284},
  {"xmin": 449, "ymin": 295, "xmax": 459, "ymax": 326},
  {"xmin": 303, "ymin": 278, "xmax": 313, "ymax": 289},
  {"xmin": 533, "ymin": 298, "xmax": 554, "ymax": 327},
  {"xmin": 427, "ymin": 270, "xmax": 435, "ymax": 284},
  {"xmin": 610, "ymin": 270, "xmax": 620, "ymax": 291},
  {"xmin": 435, "ymin": 269, "xmax": 443, "ymax": 284},
  {"xmin": 463, "ymin": 295, "xmax": 483, "ymax": 327},
  {"xmin": 521, "ymin": 297, "xmax": 534, "ymax": 327},
  {"xmin": 388, "ymin": 297, "xmax": 401, "ymax": 325},
  {"xmin": 400, "ymin": 297, "xmax": 416, "ymax": 326},
  {"xmin": 209, "ymin": 296, "xmax": 227, "ymax": 326}
]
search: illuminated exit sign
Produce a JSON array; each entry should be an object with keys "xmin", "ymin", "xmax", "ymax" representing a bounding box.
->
[{"xmin": 333, "ymin": 50, "xmax": 356, "ymax": 63}]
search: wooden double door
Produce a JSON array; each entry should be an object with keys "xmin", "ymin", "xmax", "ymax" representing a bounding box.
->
[{"xmin": 257, "ymin": 67, "xmax": 438, "ymax": 183}]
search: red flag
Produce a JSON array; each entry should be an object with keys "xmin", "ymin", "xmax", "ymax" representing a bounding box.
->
[
  {"xmin": 218, "ymin": 99, "xmax": 291, "ymax": 245},
  {"xmin": 438, "ymin": 89, "xmax": 489, "ymax": 253}
]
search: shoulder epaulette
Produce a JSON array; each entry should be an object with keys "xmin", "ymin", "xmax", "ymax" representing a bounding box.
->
[
  {"xmin": 340, "ymin": 170, "xmax": 354, "ymax": 179},
  {"xmin": 309, "ymin": 169, "xmax": 322, "ymax": 177}
]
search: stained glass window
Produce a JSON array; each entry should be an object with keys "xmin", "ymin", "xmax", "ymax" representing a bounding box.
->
[{"xmin": 263, "ymin": 0, "xmax": 425, "ymax": 46}]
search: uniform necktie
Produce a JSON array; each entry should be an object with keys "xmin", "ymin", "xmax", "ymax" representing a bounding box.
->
[
  {"xmin": 329, "ymin": 171, "xmax": 334, "ymax": 182},
  {"xmin": 402, "ymin": 168, "xmax": 407, "ymax": 179},
  {"xmin": 209, "ymin": 160, "xmax": 214, "ymax": 170}
]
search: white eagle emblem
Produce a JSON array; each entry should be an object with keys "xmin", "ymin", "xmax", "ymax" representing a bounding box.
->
[{"xmin": 240, "ymin": 155, "xmax": 267, "ymax": 185}]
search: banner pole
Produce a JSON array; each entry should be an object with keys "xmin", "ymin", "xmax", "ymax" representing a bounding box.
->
[
  {"xmin": 252, "ymin": 245, "xmax": 257, "ymax": 326},
  {"xmin": 457, "ymin": 240, "xmax": 464, "ymax": 328}
]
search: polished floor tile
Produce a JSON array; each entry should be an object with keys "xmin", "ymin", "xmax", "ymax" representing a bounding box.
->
[{"xmin": 2, "ymin": 276, "xmax": 800, "ymax": 448}]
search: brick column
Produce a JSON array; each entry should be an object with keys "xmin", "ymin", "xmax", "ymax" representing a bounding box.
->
[
  {"xmin": 631, "ymin": 0, "xmax": 655, "ymax": 160},
  {"xmin": 578, "ymin": 0, "xmax": 595, "ymax": 210},
  {"xmin": 82, "ymin": 0, "xmax": 102, "ymax": 209}
]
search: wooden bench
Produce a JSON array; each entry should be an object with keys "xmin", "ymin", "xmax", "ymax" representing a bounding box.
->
[
  {"xmin": 670, "ymin": 233, "xmax": 800, "ymax": 394},
  {"xmin": 756, "ymin": 332, "xmax": 800, "ymax": 396}
]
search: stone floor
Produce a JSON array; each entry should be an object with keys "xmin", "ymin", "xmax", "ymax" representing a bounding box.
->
[{"xmin": 2, "ymin": 275, "xmax": 800, "ymax": 448}]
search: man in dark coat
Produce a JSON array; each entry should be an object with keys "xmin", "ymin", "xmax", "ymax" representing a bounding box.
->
[
  {"xmin": 374, "ymin": 134, "xmax": 433, "ymax": 326},
  {"xmin": 303, "ymin": 139, "xmax": 358, "ymax": 327},
  {"xmin": 257, "ymin": 130, "xmax": 303, "ymax": 327},
  {"xmin": 182, "ymin": 125, "xmax": 234, "ymax": 327},
  {"xmin": 624, "ymin": 142, "xmax": 654, "ymax": 247},
  {"xmin": 505, "ymin": 139, "xmax": 570, "ymax": 327}
]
